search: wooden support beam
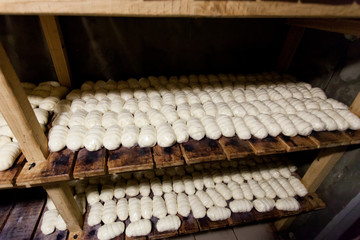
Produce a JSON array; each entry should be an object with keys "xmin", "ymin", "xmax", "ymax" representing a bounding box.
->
[
  {"xmin": 0, "ymin": 41, "xmax": 48, "ymax": 163},
  {"xmin": 40, "ymin": 15, "xmax": 72, "ymax": 88},
  {"xmin": 350, "ymin": 92, "xmax": 360, "ymax": 117},
  {"xmin": 276, "ymin": 26, "xmax": 305, "ymax": 73},
  {"xmin": 44, "ymin": 182, "xmax": 83, "ymax": 232},
  {"xmin": 287, "ymin": 19, "xmax": 360, "ymax": 37}
]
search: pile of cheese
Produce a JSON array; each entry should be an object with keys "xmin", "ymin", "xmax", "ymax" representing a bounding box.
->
[
  {"xmin": 49, "ymin": 73, "xmax": 360, "ymax": 152},
  {"xmin": 42, "ymin": 157, "xmax": 308, "ymax": 240},
  {"xmin": 0, "ymin": 81, "xmax": 68, "ymax": 171}
]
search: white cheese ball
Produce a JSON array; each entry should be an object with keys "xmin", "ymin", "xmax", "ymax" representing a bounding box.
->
[
  {"xmin": 156, "ymin": 123, "xmax": 176, "ymax": 147},
  {"xmin": 69, "ymin": 109, "xmax": 87, "ymax": 127},
  {"xmin": 253, "ymin": 198, "xmax": 275, "ymax": 212},
  {"xmin": 156, "ymin": 215, "xmax": 181, "ymax": 232},
  {"xmin": 187, "ymin": 117, "xmax": 205, "ymax": 140},
  {"xmin": 117, "ymin": 110, "xmax": 134, "ymax": 127},
  {"xmin": 177, "ymin": 193, "xmax": 191, "ymax": 217},
  {"xmin": 125, "ymin": 219, "xmax": 152, "ymax": 237},
  {"xmin": 172, "ymin": 119, "xmax": 189, "ymax": 143},
  {"xmin": 272, "ymin": 113, "xmax": 297, "ymax": 137},
  {"xmin": 103, "ymin": 125, "xmax": 122, "ymax": 150},
  {"xmin": 100, "ymin": 183, "xmax": 114, "ymax": 202},
  {"xmin": 203, "ymin": 101, "xmax": 218, "ymax": 117},
  {"xmin": 34, "ymin": 108, "xmax": 49, "ymax": 125},
  {"xmin": 207, "ymin": 206, "xmax": 231, "ymax": 221},
  {"xmin": 102, "ymin": 200, "xmax": 117, "ymax": 224},
  {"xmin": 53, "ymin": 111, "xmax": 72, "ymax": 126},
  {"xmin": 196, "ymin": 190, "xmax": 214, "ymax": 208},
  {"xmin": 97, "ymin": 222, "xmax": 125, "ymax": 240},
  {"xmin": 41, "ymin": 210, "xmax": 58, "ymax": 235},
  {"xmin": 121, "ymin": 125, "xmax": 139, "ymax": 148},
  {"xmin": 164, "ymin": 192, "xmax": 178, "ymax": 215},
  {"xmin": 229, "ymin": 199, "xmax": 253, "ymax": 213},
  {"xmin": 296, "ymin": 111, "xmax": 326, "ymax": 131},
  {"xmin": 139, "ymin": 178, "xmax": 151, "ymax": 196},
  {"xmin": 138, "ymin": 125, "xmax": 157, "ymax": 148},
  {"xmin": 200, "ymin": 115, "xmax": 222, "ymax": 140},
  {"xmin": 310, "ymin": 110, "xmax": 337, "ymax": 131},
  {"xmin": 48, "ymin": 125, "xmax": 69, "ymax": 152},
  {"xmin": 288, "ymin": 176, "xmax": 308, "ymax": 197},
  {"xmin": 128, "ymin": 198, "xmax": 142, "ymax": 222},
  {"xmin": 83, "ymin": 126, "xmax": 105, "ymax": 151},
  {"xmin": 0, "ymin": 142, "xmax": 21, "ymax": 171},
  {"xmin": 257, "ymin": 114, "xmax": 282, "ymax": 137},
  {"xmin": 153, "ymin": 195, "xmax": 167, "ymax": 218},
  {"xmin": 206, "ymin": 188, "xmax": 227, "ymax": 208},
  {"xmin": 337, "ymin": 109, "xmax": 360, "ymax": 130},
  {"xmin": 140, "ymin": 196, "xmax": 153, "ymax": 219},
  {"xmin": 102, "ymin": 111, "xmax": 118, "ymax": 129},
  {"xmin": 243, "ymin": 115, "xmax": 268, "ymax": 139},
  {"xmin": 87, "ymin": 202, "xmax": 103, "ymax": 226},
  {"xmin": 188, "ymin": 194, "xmax": 206, "ymax": 219},
  {"xmin": 275, "ymin": 197, "xmax": 300, "ymax": 211},
  {"xmin": 134, "ymin": 110, "xmax": 150, "ymax": 128},
  {"xmin": 116, "ymin": 198, "xmax": 129, "ymax": 221}
]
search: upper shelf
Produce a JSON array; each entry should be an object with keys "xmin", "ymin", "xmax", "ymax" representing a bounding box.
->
[{"xmin": 0, "ymin": 0, "xmax": 359, "ymax": 17}]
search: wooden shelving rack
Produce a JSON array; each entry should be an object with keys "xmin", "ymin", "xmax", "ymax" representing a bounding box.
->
[{"xmin": 0, "ymin": 1, "xmax": 359, "ymax": 238}]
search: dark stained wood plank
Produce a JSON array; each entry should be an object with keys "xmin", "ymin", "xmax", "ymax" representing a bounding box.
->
[
  {"xmin": 196, "ymin": 217, "xmax": 228, "ymax": 232},
  {"xmin": 0, "ymin": 154, "xmax": 26, "ymax": 189},
  {"xmin": 148, "ymin": 217, "xmax": 178, "ymax": 240},
  {"xmin": 248, "ymin": 136, "xmax": 287, "ymax": 155},
  {"xmin": 218, "ymin": 137, "xmax": 253, "ymax": 160},
  {"xmin": 0, "ymin": 189, "xmax": 16, "ymax": 231},
  {"xmin": 108, "ymin": 146, "xmax": 153, "ymax": 174},
  {"xmin": 0, "ymin": 188, "xmax": 46, "ymax": 240},
  {"xmin": 344, "ymin": 130, "xmax": 360, "ymax": 144},
  {"xmin": 178, "ymin": 214, "xmax": 199, "ymax": 235},
  {"xmin": 153, "ymin": 144, "xmax": 183, "ymax": 168},
  {"xmin": 180, "ymin": 138, "xmax": 226, "ymax": 164},
  {"xmin": 73, "ymin": 148, "xmax": 106, "ymax": 179},
  {"xmin": 309, "ymin": 131, "xmax": 352, "ymax": 148},
  {"xmin": 16, "ymin": 149, "xmax": 75, "ymax": 187},
  {"xmin": 277, "ymin": 135, "xmax": 318, "ymax": 152}
]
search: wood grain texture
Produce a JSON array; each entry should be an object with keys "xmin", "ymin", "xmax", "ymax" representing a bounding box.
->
[
  {"xmin": 218, "ymin": 137, "xmax": 253, "ymax": 160},
  {"xmin": 277, "ymin": 26, "xmax": 305, "ymax": 72},
  {"xmin": 277, "ymin": 135, "xmax": 318, "ymax": 152},
  {"xmin": 0, "ymin": 154, "xmax": 26, "ymax": 189},
  {"xmin": 197, "ymin": 217, "xmax": 228, "ymax": 232},
  {"xmin": 148, "ymin": 217, "xmax": 178, "ymax": 240},
  {"xmin": 73, "ymin": 148, "xmax": 107, "ymax": 179},
  {"xmin": 44, "ymin": 182, "xmax": 83, "ymax": 232},
  {"xmin": 40, "ymin": 15, "xmax": 72, "ymax": 88},
  {"xmin": 153, "ymin": 144, "xmax": 183, "ymax": 168},
  {"xmin": 178, "ymin": 214, "xmax": 199, "ymax": 235},
  {"xmin": 301, "ymin": 147, "xmax": 346, "ymax": 193},
  {"xmin": 309, "ymin": 131, "xmax": 352, "ymax": 148},
  {"xmin": 0, "ymin": 190, "xmax": 16, "ymax": 231},
  {"xmin": 16, "ymin": 148, "xmax": 75, "ymax": 187},
  {"xmin": 248, "ymin": 136, "xmax": 287, "ymax": 155},
  {"xmin": 0, "ymin": 41, "xmax": 48, "ymax": 163},
  {"xmin": 287, "ymin": 18, "xmax": 360, "ymax": 36},
  {"xmin": 108, "ymin": 146, "xmax": 153, "ymax": 174},
  {"xmin": 0, "ymin": 188, "xmax": 46, "ymax": 240},
  {"xmin": 180, "ymin": 138, "xmax": 226, "ymax": 164},
  {"xmin": 350, "ymin": 91, "xmax": 360, "ymax": 116},
  {"xmin": 0, "ymin": 1, "xmax": 359, "ymax": 17},
  {"xmin": 345, "ymin": 130, "xmax": 360, "ymax": 144}
]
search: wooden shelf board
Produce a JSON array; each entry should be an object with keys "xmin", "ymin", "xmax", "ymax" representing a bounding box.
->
[
  {"xmin": 344, "ymin": 130, "xmax": 360, "ymax": 144},
  {"xmin": 248, "ymin": 136, "xmax": 287, "ymax": 155},
  {"xmin": 16, "ymin": 149, "xmax": 75, "ymax": 187},
  {"xmin": 73, "ymin": 148, "xmax": 107, "ymax": 179},
  {"xmin": 218, "ymin": 137, "xmax": 253, "ymax": 160},
  {"xmin": 309, "ymin": 131, "xmax": 352, "ymax": 148},
  {"xmin": 180, "ymin": 138, "xmax": 227, "ymax": 164},
  {"xmin": 149, "ymin": 217, "xmax": 178, "ymax": 240},
  {"xmin": 0, "ymin": 154, "xmax": 25, "ymax": 189},
  {"xmin": 153, "ymin": 144, "xmax": 183, "ymax": 168},
  {"xmin": 278, "ymin": 135, "xmax": 318, "ymax": 152},
  {"xmin": 108, "ymin": 146, "xmax": 153, "ymax": 174},
  {"xmin": 0, "ymin": 1, "xmax": 359, "ymax": 17}
]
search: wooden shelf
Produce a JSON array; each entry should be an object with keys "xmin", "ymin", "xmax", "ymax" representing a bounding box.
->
[
  {"xmin": 0, "ymin": 129, "xmax": 357, "ymax": 189},
  {"xmin": 74, "ymin": 193, "xmax": 325, "ymax": 240},
  {"xmin": 0, "ymin": 0, "xmax": 359, "ymax": 17}
]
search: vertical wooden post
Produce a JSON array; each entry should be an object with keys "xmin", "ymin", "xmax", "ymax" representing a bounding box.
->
[
  {"xmin": 277, "ymin": 26, "xmax": 305, "ymax": 73},
  {"xmin": 40, "ymin": 15, "xmax": 72, "ymax": 88},
  {"xmin": 0, "ymin": 41, "xmax": 48, "ymax": 163},
  {"xmin": 44, "ymin": 182, "xmax": 83, "ymax": 232}
]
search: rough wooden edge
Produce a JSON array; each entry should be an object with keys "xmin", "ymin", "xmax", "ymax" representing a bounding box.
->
[
  {"xmin": 40, "ymin": 15, "xmax": 72, "ymax": 88},
  {"xmin": 0, "ymin": 1, "xmax": 360, "ymax": 17},
  {"xmin": 0, "ymin": 41, "xmax": 48, "ymax": 163},
  {"xmin": 287, "ymin": 18, "xmax": 360, "ymax": 36}
]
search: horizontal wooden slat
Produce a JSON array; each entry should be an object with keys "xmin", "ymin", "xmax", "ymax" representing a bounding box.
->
[
  {"xmin": 181, "ymin": 138, "xmax": 227, "ymax": 164},
  {"xmin": 277, "ymin": 135, "xmax": 318, "ymax": 152},
  {"xmin": 218, "ymin": 137, "xmax": 253, "ymax": 160},
  {"xmin": 0, "ymin": 154, "xmax": 26, "ymax": 189},
  {"xmin": 0, "ymin": 1, "xmax": 359, "ymax": 17},
  {"xmin": 16, "ymin": 149, "xmax": 75, "ymax": 187},
  {"xmin": 153, "ymin": 144, "xmax": 183, "ymax": 168},
  {"xmin": 108, "ymin": 146, "xmax": 153, "ymax": 174},
  {"xmin": 197, "ymin": 217, "xmax": 228, "ymax": 232},
  {"xmin": 248, "ymin": 136, "xmax": 287, "ymax": 155},
  {"xmin": 309, "ymin": 131, "xmax": 352, "ymax": 148},
  {"xmin": 73, "ymin": 148, "xmax": 107, "ymax": 179},
  {"xmin": 344, "ymin": 130, "xmax": 360, "ymax": 144},
  {"xmin": 178, "ymin": 214, "xmax": 199, "ymax": 235},
  {"xmin": 149, "ymin": 217, "xmax": 178, "ymax": 240}
]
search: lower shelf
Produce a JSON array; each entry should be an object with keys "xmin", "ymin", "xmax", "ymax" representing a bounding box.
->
[{"xmin": 0, "ymin": 129, "xmax": 359, "ymax": 189}]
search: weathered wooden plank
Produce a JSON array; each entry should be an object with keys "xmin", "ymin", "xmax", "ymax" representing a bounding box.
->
[
  {"xmin": 0, "ymin": 41, "xmax": 48, "ymax": 163},
  {"xmin": 277, "ymin": 135, "xmax": 318, "ymax": 152},
  {"xmin": 0, "ymin": 1, "xmax": 359, "ymax": 17},
  {"xmin": 0, "ymin": 188, "xmax": 46, "ymax": 240},
  {"xmin": 309, "ymin": 131, "xmax": 352, "ymax": 148},
  {"xmin": 178, "ymin": 214, "xmax": 199, "ymax": 235},
  {"xmin": 248, "ymin": 136, "xmax": 287, "ymax": 155},
  {"xmin": 0, "ymin": 189, "xmax": 16, "ymax": 231},
  {"xmin": 153, "ymin": 144, "xmax": 183, "ymax": 168},
  {"xmin": 16, "ymin": 148, "xmax": 75, "ymax": 187},
  {"xmin": 44, "ymin": 183, "xmax": 83, "ymax": 232},
  {"xmin": 148, "ymin": 217, "xmax": 178, "ymax": 240},
  {"xmin": 277, "ymin": 26, "xmax": 305, "ymax": 72},
  {"xmin": 108, "ymin": 146, "xmax": 153, "ymax": 174},
  {"xmin": 40, "ymin": 15, "xmax": 72, "ymax": 88},
  {"xmin": 344, "ymin": 130, "xmax": 360, "ymax": 144},
  {"xmin": 73, "ymin": 148, "xmax": 107, "ymax": 179},
  {"xmin": 287, "ymin": 18, "xmax": 360, "ymax": 36},
  {"xmin": 0, "ymin": 154, "xmax": 26, "ymax": 189},
  {"xmin": 196, "ymin": 217, "xmax": 228, "ymax": 232},
  {"xmin": 180, "ymin": 138, "xmax": 226, "ymax": 164},
  {"xmin": 218, "ymin": 137, "xmax": 253, "ymax": 160}
]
